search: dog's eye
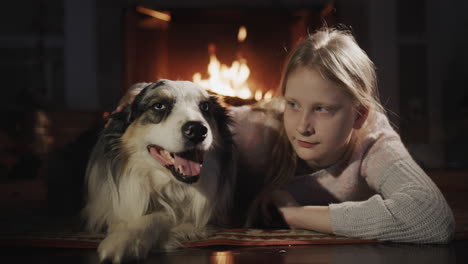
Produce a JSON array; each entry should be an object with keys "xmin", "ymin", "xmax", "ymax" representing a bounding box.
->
[
  {"xmin": 153, "ymin": 103, "xmax": 166, "ymax": 111},
  {"xmin": 200, "ymin": 102, "xmax": 210, "ymax": 112}
]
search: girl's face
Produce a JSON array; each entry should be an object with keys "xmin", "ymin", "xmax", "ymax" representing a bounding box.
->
[{"xmin": 284, "ymin": 67, "xmax": 363, "ymax": 169}]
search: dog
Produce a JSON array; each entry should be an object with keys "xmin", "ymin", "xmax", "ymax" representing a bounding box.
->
[{"xmin": 83, "ymin": 80, "xmax": 236, "ymax": 263}]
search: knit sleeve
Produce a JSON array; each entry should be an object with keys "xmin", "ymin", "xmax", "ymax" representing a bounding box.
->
[{"xmin": 329, "ymin": 137, "xmax": 455, "ymax": 244}]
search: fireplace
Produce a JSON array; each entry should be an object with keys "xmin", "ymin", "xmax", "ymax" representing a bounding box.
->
[{"xmin": 123, "ymin": 2, "xmax": 334, "ymax": 102}]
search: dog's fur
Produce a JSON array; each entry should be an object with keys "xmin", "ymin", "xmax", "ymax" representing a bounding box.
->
[{"xmin": 83, "ymin": 80, "xmax": 236, "ymax": 263}]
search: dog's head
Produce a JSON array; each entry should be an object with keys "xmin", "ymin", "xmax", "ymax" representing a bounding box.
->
[{"xmin": 107, "ymin": 80, "xmax": 232, "ymax": 184}]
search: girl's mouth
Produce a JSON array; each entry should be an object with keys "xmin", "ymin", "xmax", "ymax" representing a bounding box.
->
[{"xmin": 297, "ymin": 140, "xmax": 319, "ymax": 148}]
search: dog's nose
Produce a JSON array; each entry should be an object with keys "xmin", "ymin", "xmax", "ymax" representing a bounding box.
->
[{"xmin": 182, "ymin": 121, "xmax": 208, "ymax": 144}]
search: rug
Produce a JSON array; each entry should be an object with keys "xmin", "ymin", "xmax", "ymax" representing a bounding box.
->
[
  {"xmin": 1, "ymin": 206, "xmax": 466, "ymax": 249},
  {"xmin": 0, "ymin": 228, "xmax": 382, "ymax": 249},
  {"xmin": 1, "ymin": 226, "xmax": 467, "ymax": 249},
  {"xmin": 183, "ymin": 228, "xmax": 380, "ymax": 247}
]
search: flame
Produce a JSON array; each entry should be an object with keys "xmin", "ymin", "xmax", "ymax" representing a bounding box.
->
[
  {"xmin": 193, "ymin": 26, "xmax": 272, "ymax": 101},
  {"xmin": 237, "ymin": 26, "xmax": 247, "ymax": 42},
  {"xmin": 264, "ymin": 90, "xmax": 274, "ymax": 100},
  {"xmin": 193, "ymin": 50, "xmax": 252, "ymax": 99}
]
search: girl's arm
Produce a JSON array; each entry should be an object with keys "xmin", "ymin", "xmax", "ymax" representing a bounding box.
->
[
  {"xmin": 330, "ymin": 136, "xmax": 455, "ymax": 243},
  {"xmin": 273, "ymin": 136, "xmax": 455, "ymax": 243},
  {"xmin": 271, "ymin": 190, "xmax": 333, "ymax": 234}
]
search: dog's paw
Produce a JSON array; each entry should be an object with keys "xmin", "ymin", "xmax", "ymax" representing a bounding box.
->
[{"xmin": 98, "ymin": 231, "xmax": 152, "ymax": 263}]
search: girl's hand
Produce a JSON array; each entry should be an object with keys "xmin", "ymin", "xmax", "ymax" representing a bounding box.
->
[
  {"xmin": 105, "ymin": 83, "xmax": 149, "ymax": 127},
  {"xmin": 271, "ymin": 190, "xmax": 300, "ymax": 208},
  {"xmin": 271, "ymin": 190, "xmax": 333, "ymax": 234},
  {"xmin": 117, "ymin": 82, "xmax": 150, "ymax": 109},
  {"xmin": 270, "ymin": 190, "xmax": 300, "ymax": 228},
  {"xmin": 254, "ymin": 190, "xmax": 298, "ymax": 227}
]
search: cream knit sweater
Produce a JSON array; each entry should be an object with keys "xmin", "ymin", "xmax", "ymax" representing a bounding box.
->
[{"xmin": 231, "ymin": 105, "xmax": 455, "ymax": 244}]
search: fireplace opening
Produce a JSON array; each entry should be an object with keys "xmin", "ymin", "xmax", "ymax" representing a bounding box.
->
[{"xmin": 124, "ymin": 5, "xmax": 335, "ymax": 102}]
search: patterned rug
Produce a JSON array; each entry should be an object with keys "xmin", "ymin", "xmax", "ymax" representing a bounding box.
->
[
  {"xmin": 1, "ymin": 226, "xmax": 467, "ymax": 249},
  {"xmin": 0, "ymin": 228, "xmax": 382, "ymax": 249},
  {"xmin": 183, "ymin": 228, "xmax": 380, "ymax": 247},
  {"xmin": 1, "ymin": 204, "xmax": 466, "ymax": 249}
]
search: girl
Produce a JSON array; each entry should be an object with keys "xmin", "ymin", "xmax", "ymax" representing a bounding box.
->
[
  {"xmin": 113, "ymin": 27, "xmax": 455, "ymax": 244},
  {"xmin": 238, "ymin": 27, "xmax": 455, "ymax": 243}
]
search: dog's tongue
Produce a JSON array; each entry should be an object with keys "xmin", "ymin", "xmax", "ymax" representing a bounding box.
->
[
  {"xmin": 148, "ymin": 146, "xmax": 202, "ymax": 177},
  {"xmin": 174, "ymin": 155, "xmax": 201, "ymax": 177}
]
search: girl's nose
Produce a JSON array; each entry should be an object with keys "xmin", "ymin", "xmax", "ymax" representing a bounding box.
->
[{"xmin": 296, "ymin": 112, "xmax": 314, "ymax": 136}]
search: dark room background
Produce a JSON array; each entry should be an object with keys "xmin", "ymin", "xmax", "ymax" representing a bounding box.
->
[{"xmin": 0, "ymin": 0, "xmax": 467, "ymax": 213}]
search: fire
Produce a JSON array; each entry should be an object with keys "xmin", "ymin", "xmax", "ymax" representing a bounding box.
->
[
  {"xmin": 193, "ymin": 51, "xmax": 252, "ymax": 99},
  {"xmin": 237, "ymin": 26, "xmax": 247, "ymax": 42},
  {"xmin": 193, "ymin": 26, "xmax": 272, "ymax": 101}
]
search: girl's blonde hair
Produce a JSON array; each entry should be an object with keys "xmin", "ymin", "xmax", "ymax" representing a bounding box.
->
[
  {"xmin": 247, "ymin": 27, "xmax": 385, "ymax": 226},
  {"xmin": 281, "ymin": 27, "xmax": 384, "ymax": 116}
]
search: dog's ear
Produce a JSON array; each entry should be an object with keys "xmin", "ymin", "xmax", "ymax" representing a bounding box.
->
[
  {"xmin": 101, "ymin": 110, "xmax": 130, "ymax": 136},
  {"xmin": 127, "ymin": 90, "xmax": 146, "ymax": 124},
  {"xmin": 127, "ymin": 81, "xmax": 165, "ymax": 124},
  {"xmin": 209, "ymin": 95, "xmax": 235, "ymax": 149},
  {"xmin": 209, "ymin": 95, "xmax": 238, "ymax": 227}
]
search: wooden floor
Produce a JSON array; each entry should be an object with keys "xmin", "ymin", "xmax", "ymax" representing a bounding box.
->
[{"xmin": 1, "ymin": 240, "xmax": 467, "ymax": 264}]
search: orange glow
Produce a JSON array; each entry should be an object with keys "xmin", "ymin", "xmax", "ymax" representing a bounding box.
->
[
  {"xmin": 193, "ymin": 26, "xmax": 273, "ymax": 101},
  {"xmin": 254, "ymin": 90, "xmax": 263, "ymax": 101},
  {"xmin": 211, "ymin": 251, "xmax": 233, "ymax": 264},
  {"xmin": 193, "ymin": 51, "xmax": 252, "ymax": 99},
  {"xmin": 264, "ymin": 90, "xmax": 274, "ymax": 100},
  {"xmin": 237, "ymin": 26, "xmax": 247, "ymax": 42},
  {"xmin": 136, "ymin": 6, "xmax": 171, "ymax": 22}
]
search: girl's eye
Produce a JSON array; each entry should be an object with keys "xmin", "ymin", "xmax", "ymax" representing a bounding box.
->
[
  {"xmin": 200, "ymin": 102, "xmax": 210, "ymax": 112},
  {"xmin": 315, "ymin": 106, "xmax": 329, "ymax": 113},
  {"xmin": 153, "ymin": 103, "xmax": 166, "ymax": 111},
  {"xmin": 286, "ymin": 101, "xmax": 298, "ymax": 109}
]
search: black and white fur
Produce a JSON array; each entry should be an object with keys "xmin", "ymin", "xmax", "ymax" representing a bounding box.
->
[{"xmin": 83, "ymin": 80, "xmax": 235, "ymax": 263}]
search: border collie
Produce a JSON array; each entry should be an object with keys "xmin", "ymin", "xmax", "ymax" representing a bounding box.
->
[{"xmin": 83, "ymin": 80, "xmax": 236, "ymax": 263}]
